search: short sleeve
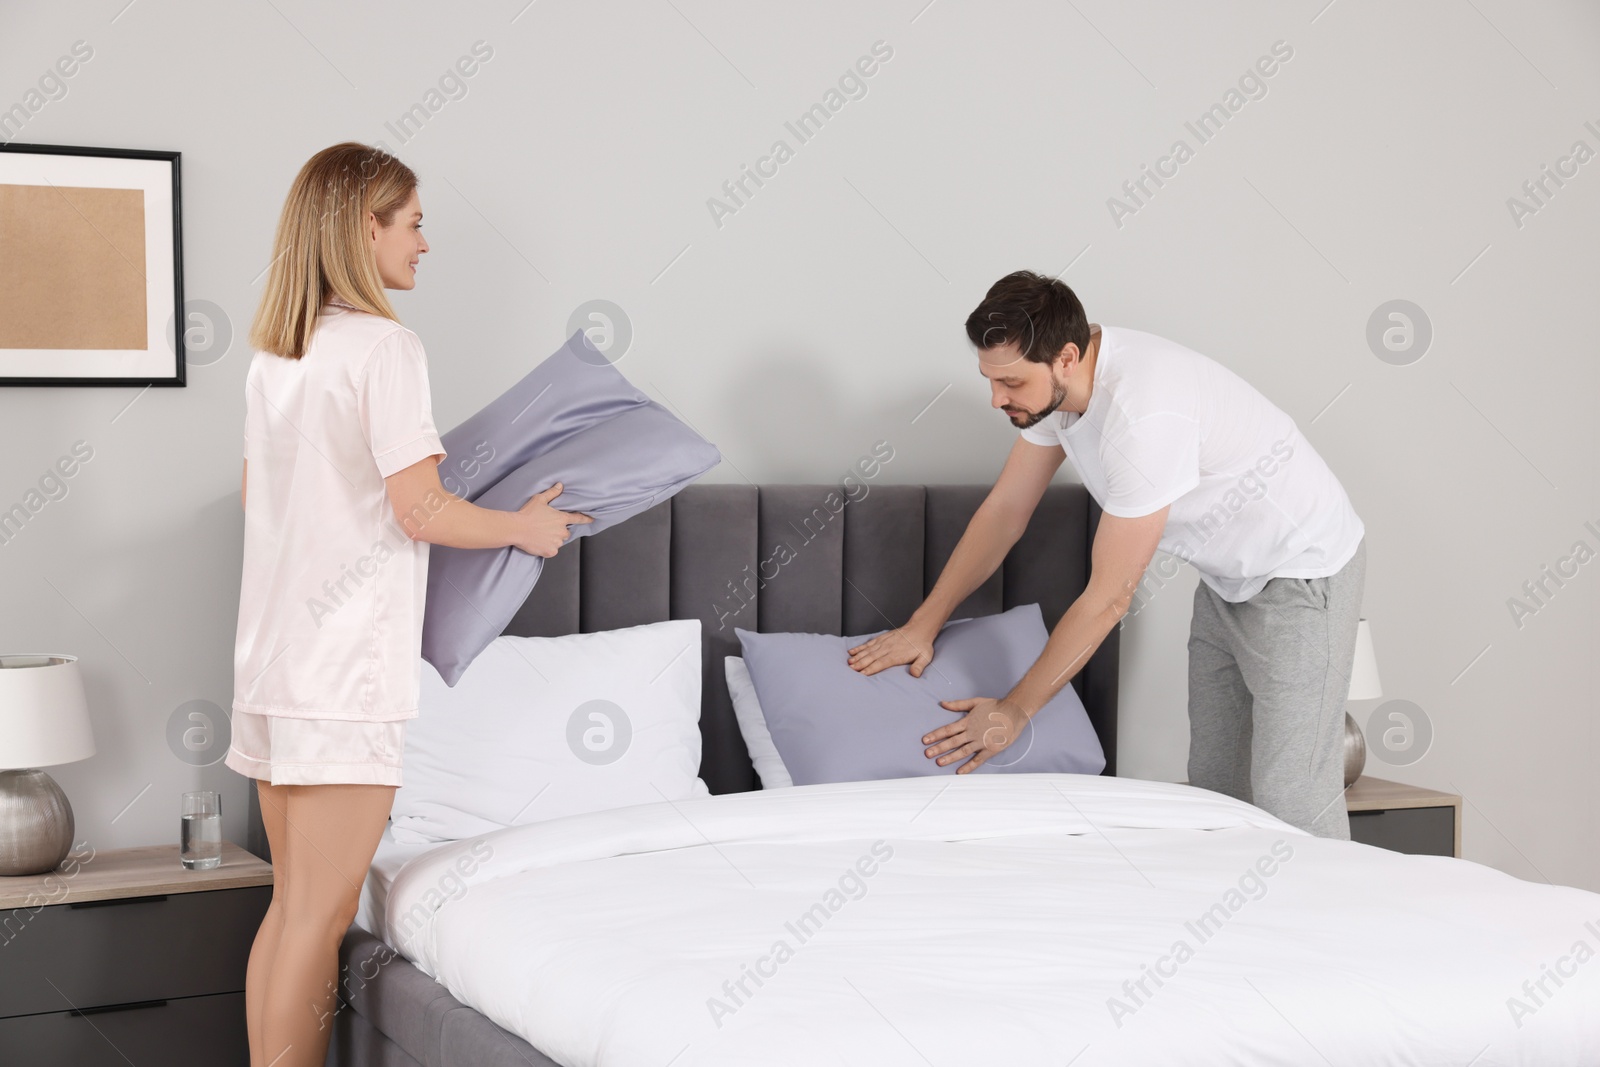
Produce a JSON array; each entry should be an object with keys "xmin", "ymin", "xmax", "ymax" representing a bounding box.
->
[
  {"xmin": 1019, "ymin": 411, "xmax": 1063, "ymax": 447},
  {"xmin": 358, "ymin": 328, "xmax": 446, "ymax": 479},
  {"xmin": 1096, "ymin": 409, "xmax": 1199, "ymax": 517}
]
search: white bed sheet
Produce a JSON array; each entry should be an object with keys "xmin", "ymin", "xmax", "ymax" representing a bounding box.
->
[
  {"xmin": 381, "ymin": 774, "xmax": 1600, "ymax": 1066},
  {"xmin": 355, "ymin": 823, "xmax": 441, "ymax": 937}
]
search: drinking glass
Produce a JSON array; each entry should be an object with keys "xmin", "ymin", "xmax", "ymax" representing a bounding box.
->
[{"xmin": 180, "ymin": 790, "xmax": 222, "ymax": 870}]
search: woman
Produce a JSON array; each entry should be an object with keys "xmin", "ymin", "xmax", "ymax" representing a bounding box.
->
[{"xmin": 227, "ymin": 142, "xmax": 589, "ymax": 1067}]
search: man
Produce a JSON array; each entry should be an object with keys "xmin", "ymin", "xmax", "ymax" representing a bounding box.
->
[{"xmin": 847, "ymin": 270, "xmax": 1365, "ymax": 839}]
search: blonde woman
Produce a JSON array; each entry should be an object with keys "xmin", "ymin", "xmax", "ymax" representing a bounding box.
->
[{"xmin": 228, "ymin": 142, "xmax": 589, "ymax": 1067}]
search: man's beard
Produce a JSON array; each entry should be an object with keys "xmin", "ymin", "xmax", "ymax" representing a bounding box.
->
[{"xmin": 1006, "ymin": 377, "xmax": 1069, "ymax": 430}]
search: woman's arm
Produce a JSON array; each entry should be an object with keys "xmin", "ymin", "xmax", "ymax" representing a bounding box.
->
[
  {"xmin": 383, "ymin": 455, "xmax": 590, "ymax": 557},
  {"xmin": 241, "ymin": 460, "xmax": 247, "ymax": 511}
]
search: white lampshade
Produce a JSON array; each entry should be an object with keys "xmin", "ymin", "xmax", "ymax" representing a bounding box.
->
[
  {"xmin": 0, "ymin": 654, "xmax": 97, "ymax": 769},
  {"xmin": 1347, "ymin": 619, "xmax": 1382, "ymax": 701}
]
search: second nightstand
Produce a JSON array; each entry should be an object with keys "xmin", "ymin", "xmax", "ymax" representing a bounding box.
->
[{"xmin": 1346, "ymin": 776, "xmax": 1461, "ymax": 858}]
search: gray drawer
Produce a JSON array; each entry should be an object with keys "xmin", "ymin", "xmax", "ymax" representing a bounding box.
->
[
  {"xmin": 0, "ymin": 991, "xmax": 248, "ymax": 1066},
  {"xmin": 1349, "ymin": 805, "xmax": 1455, "ymax": 857},
  {"xmin": 0, "ymin": 885, "xmax": 270, "ymax": 1017}
]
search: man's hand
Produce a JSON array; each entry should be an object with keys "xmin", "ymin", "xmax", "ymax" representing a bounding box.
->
[
  {"xmin": 922, "ymin": 697, "xmax": 1030, "ymax": 774},
  {"xmin": 847, "ymin": 618, "xmax": 940, "ymax": 677}
]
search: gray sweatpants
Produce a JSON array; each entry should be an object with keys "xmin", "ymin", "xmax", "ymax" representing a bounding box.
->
[{"xmin": 1186, "ymin": 539, "xmax": 1366, "ymax": 839}]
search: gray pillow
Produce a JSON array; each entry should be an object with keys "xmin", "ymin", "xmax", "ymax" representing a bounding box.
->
[
  {"xmin": 421, "ymin": 334, "xmax": 721, "ymax": 686},
  {"xmin": 735, "ymin": 604, "xmax": 1105, "ymax": 785},
  {"xmin": 432, "ymin": 330, "xmax": 650, "ymax": 501}
]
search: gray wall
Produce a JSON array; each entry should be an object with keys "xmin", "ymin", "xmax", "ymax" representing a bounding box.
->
[{"xmin": 2, "ymin": 1, "xmax": 1595, "ymax": 889}]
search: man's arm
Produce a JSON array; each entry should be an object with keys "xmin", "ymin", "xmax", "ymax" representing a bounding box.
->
[
  {"xmin": 1005, "ymin": 506, "xmax": 1167, "ymax": 714},
  {"xmin": 923, "ymin": 505, "xmax": 1168, "ymax": 771},
  {"xmin": 848, "ymin": 436, "xmax": 1064, "ymax": 675}
]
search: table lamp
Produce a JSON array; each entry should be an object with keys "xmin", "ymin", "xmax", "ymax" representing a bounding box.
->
[
  {"xmin": 0, "ymin": 654, "xmax": 97, "ymax": 876},
  {"xmin": 1344, "ymin": 619, "xmax": 1382, "ymax": 787}
]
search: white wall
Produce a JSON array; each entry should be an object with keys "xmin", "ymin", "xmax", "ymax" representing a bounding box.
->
[{"xmin": 1, "ymin": 1, "xmax": 1595, "ymax": 889}]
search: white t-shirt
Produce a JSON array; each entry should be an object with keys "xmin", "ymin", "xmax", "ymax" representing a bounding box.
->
[
  {"xmin": 1020, "ymin": 325, "xmax": 1363, "ymax": 603},
  {"xmin": 234, "ymin": 296, "xmax": 446, "ymax": 721}
]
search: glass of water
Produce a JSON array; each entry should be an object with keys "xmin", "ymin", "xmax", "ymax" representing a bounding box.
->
[{"xmin": 181, "ymin": 790, "xmax": 223, "ymax": 870}]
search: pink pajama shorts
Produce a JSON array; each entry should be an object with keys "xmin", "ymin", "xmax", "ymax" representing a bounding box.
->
[{"xmin": 224, "ymin": 709, "xmax": 406, "ymax": 787}]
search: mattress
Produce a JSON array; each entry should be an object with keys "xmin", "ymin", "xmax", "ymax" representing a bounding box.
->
[{"xmin": 375, "ymin": 773, "xmax": 1600, "ymax": 1066}]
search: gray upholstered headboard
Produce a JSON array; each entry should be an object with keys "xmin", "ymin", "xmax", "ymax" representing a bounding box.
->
[{"xmin": 245, "ymin": 483, "xmax": 1117, "ymax": 855}]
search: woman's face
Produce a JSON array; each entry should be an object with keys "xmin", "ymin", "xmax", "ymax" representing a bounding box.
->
[{"xmin": 369, "ymin": 189, "xmax": 427, "ymax": 290}]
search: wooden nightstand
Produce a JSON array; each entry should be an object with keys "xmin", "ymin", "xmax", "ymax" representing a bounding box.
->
[
  {"xmin": 0, "ymin": 841, "xmax": 272, "ymax": 1066},
  {"xmin": 1346, "ymin": 776, "xmax": 1461, "ymax": 858}
]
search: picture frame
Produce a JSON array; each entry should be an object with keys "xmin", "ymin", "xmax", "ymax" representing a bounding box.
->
[{"xmin": 0, "ymin": 142, "xmax": 185, "ymax": 387}]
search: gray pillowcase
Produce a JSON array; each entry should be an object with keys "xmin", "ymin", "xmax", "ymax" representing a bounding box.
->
[
  {"xmin": 735, "ymin": 603, "xmax": 1105, "ymax": 785},
  {"xmin": 421, "ymin": 333, "xmax": 721, "ymax": 686},
  {"xmin": 431, "ymin": 330, "xmax": 650, "ymax": 501}
]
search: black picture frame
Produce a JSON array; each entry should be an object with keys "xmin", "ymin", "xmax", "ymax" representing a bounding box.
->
[{"xmin": 0, "ymin": 141, "xmax": 185, "ymax": 387}]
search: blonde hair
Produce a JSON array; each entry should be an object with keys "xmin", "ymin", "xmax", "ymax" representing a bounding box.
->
[{"xmin": 248, "ymin": 142, "xmax": 419, "ymax": 360}]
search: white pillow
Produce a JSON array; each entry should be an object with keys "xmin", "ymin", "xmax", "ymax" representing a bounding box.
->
[
  {"xmin": 391, "ymin": 620, "xmax": 708, "ymax": 844},
  {"xmin": 724, "ymin": 655, "xmax": 792, "ymax": 789}
]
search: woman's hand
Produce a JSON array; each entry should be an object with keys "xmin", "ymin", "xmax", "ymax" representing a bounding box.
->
[
  {"xmin": 514, "ymin": 482, "xmax": 593, "ymax": 557},
  {"xmin": 846, "ymin": 617, "xmax": 941, "ymax": 677}
]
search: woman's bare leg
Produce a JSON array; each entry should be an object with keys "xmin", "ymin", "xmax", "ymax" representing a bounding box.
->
[
  {"xmin": 259, "ymin": 784, "xmax": 395, "ymax": 1067},
  {"xmin": 246, "ymin": 780, "xmax": 292, "ymax": 1066}
]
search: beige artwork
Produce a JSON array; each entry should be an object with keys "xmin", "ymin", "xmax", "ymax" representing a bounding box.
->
[{"xmin": 0, "ymin": 183, "xmax": 148, "ymax": 350}]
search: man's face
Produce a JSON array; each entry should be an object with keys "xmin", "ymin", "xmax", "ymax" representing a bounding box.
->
[{"xmin": 978, "ymin": 342, "xmax": 1069, "ymax": 429}]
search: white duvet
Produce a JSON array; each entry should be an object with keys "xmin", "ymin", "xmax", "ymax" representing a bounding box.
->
[{"xmin": 383, "ymin": 774, "xmax": 1600, "ymax": 1066}]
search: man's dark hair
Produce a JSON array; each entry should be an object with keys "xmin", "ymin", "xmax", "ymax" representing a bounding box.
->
[{"xmin": 964, "ymin": 270, "xmax": 1090, "ymax": 365}]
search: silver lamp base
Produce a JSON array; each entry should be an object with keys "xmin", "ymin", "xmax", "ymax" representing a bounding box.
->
[
  {"xmin": 0, "ymin": 769, "xmax": 75, "ymax": 876},
  {"xmin": 1343, "ymin": 712, "xmax": 1367, "ymax": 788}
]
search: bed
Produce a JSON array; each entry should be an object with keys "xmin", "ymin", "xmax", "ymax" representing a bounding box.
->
[{"xmin": 244, "ymin": 483, "xmax": 1600, "ymax": 1066}]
